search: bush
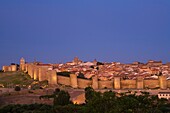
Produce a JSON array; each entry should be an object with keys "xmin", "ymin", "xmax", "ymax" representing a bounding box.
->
[
  {"xmin": 97, "ymin": 62, "xmax": 104, "ymax": 65},
  {"xmin": 10, "ymin": 63, "xmax": 16, "ymax": 65},
  {"xmin": 14, "ymin": 86, "xmax": 21, "ymax": 91},
  {"xmin": 0, "ymin": 70, "xmax": 3, "ymax": 72},
  {"xmin": 28, "ymin": 90, "xmax": 33, "ymax": 93},
  {"xmin": 77, "ymin": 73, "xmax": 86, "ymax": 79},
  {"xmin": 54, "ymin": 90, "xmax": 71, "ymax": 106},
  {"xmin": 90, "ymin": 66, "xmax": 94, "ymax": 69},
  {"xmin": 54, "ymin": 88, "xmax": 60, "ymax": 95}
]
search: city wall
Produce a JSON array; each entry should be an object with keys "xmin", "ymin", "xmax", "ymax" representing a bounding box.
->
[
  {"xmin": 98, "ymin": 80, "xmax": 113, "ymax": 89},
  {"xmin": 23, "ymin": 64, "xmax": 170, "ymax": 90},
  {"xmin": 57, "ymin": 75, "xmax": 71, "ymax": 86},
  {"xmin": 144, "ymin": 80, "xmax": 159, "ymax": 89},
  {"xmin": 77, "ymin": 78, "xmax": 92, "ymax": 89},
  {"xmin": 121, "ymin": 80, "xmax": 136, "ymax": 89},
  {"xmin": 167, "ymin": 80, "xmax": 170, "ymax": 88},
  {"xmin": 53, "ymin": 75, "xmax": 170, "ymax": 90},
  {"xmin": 2, "ymin": 65, "xmax": 17, "ymax": 72}
]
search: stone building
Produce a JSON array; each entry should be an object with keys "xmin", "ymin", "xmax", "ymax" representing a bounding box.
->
[
  {"xmin": 158, "ymin": 92, "xmax": 170, "ymax": 100},
  {"xmin": 20, "ymin": 57, "xmax": 25, "ymax": 71},
  {"xmin": 2, "ymin": 64, "xmax": 17, "ymax": 72}
]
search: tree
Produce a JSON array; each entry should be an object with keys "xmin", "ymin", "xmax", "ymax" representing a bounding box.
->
[
  {"xmin": 53, "ymin": 90, "xmax": 71, "ymax": 106},
  {"xmin": 54, "ymin": 88, "xmax": 60, "ymax": 95},
  {"xmin": 90, "ymin": 66, "xmax": 94, "ymax": 69},
  {"xmin": 10, "ymin": 63, "xmax": 15, "ymax": 65},
  {"xmin": 97, "ymin": 62, "xmax": 104, "ymax": 65},
  {"xmin": 14, "ymin": 86, "xmax": 21, "ymax": 91},
  {"xmin": 78, "ymin": 72, "xmax": 85, "ymax": 79},
  {"xmin": 0, "ymin": 70, "xmax": 3, "ymax": 72},
  {"xmin": 85, "ymin": 87, "xmax": 95, "ymax": 103}
]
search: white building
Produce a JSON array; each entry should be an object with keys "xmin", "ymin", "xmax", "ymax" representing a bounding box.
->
[{"xmin": 158, "ymin": 92, "xmax": 170, "ymax": 100}]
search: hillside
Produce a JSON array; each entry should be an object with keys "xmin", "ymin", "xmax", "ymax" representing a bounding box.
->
[{"xmin": 0, "ymin": 71, "xmax": 34, "ymax": 88}]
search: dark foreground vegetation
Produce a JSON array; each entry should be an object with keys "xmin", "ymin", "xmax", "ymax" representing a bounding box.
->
[{"xmin": 0, "ymin": 87, "xmax": 170, "ymax": 113}]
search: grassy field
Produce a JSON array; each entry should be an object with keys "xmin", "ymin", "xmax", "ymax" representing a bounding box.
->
[{"xmin": 0, "ymin": 71, "xmax": 34, "ymax": 88}]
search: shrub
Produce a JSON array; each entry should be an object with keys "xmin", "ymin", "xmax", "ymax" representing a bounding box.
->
[
  {"xmin": 53, "ymin": 90, "xmax": 71, "ymax": 106},
  {"xmin": 77, "ymin": 73, "xmax": 86, "ymax": 79},
  {"xmin": 28, "ymin": 90, "xmax": 33, "ymax": 93},
  {"xmin": 0, "ymin": 70, "xmax": 3, "ymax": 72},
  {"xmin": 14, "ymin": 86, "xmax": 21, "ymax": 91},
  {"xmin": 97, "ymin": 62, "xmax": 104, "ymax": 65},
  {"xmin": 54, "ymin": 88, "xmax": 60, "ymax": 95}
]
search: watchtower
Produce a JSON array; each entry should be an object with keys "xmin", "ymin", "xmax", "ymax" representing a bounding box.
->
[
  {"xmin": 159, "ymin": 76, "xmax": 167, "ymax": 90},
  {"xmin": 92, "ymin": 75, "xmax": 99, "ymax": 89},
  {"xmin": 20, "ymin": 57, "xmax": 25, "ymax": 71},
  {"xmin": 114, "ymin": 77, "xmax": 121, "ymax": 89}
]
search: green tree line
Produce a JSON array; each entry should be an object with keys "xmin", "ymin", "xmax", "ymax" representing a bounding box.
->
[{"xmin": 0, "ymin": 87, "xmax": 170, "ymax": 113}]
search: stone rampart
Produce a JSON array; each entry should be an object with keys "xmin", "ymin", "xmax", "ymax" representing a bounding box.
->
[
  {"xmin": 159, "ymin": 76, "xmax": 167, "ymax": 89},
  {"xmin": 70, "ymin": 74, "xmax": 78, "ymax": 88},
  {"xmin": 57, "ymin": 75, "xmax": 71, "ymax": 86},
  {"xmin": 2, "ymin": 66, "xmax": 9, "ymax": 72},
  {"xmin": 167, "ymin": 80, "xmax": 170, "ymax": 88},
  {"xmin": 38, "ymin": 67, "xmax": 48, "ymax": 81},
  {"xmin": 47, "ymin": 70, "xmax": 57, "ymax": 85},
  {"xmin": 33, "ymin": 67, "xmax": 39, "ymax": 80},
  {"xmin": 114, "ymin": 77, "xmax": 121, "ymax": 89},
  {"xmin": 121, "ymin": 80, "xmax": 136, "ymax": 89},
  {"xmin": 2, "ymin": 65, "xmax": 17, "ymax": 72},
  {"xmin": 136, "ymin": 77, "xmax": 144, "ymax": 89},
  {"xmin": 144, "ymin": 79, "xmax": 159, "ymax": 89},
  {"xmin": 28, "ymin": 64, "xmax": 35, "ymax": 79},
  {"xmin": 92, "ymin": 75, "xmax": 99, "ymax": 89},
  {"xmin": 98, "ymin": 80, "xmax": 113, "ymax": 89},
  {"xmin": 77, "ymin": 78, "xmax": 92, "ymax": 88},
  {"xmin": 25, "ymin": 64, "xmax": 170, "ymax": 90},
  {"xmin": 11, "ymin": 65, "xmax": 17, "ymax": 71}
]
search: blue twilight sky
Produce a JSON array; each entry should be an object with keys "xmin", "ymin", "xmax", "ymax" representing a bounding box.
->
[{"xmin": 0, "ymin": 0, "xmax": 170, "ymax": 67}]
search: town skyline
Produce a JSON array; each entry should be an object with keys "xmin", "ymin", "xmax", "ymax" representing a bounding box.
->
[
  {"xmin": 1, "ymin": 57, "xmax": 170, "ymax": 68},
  {"xmin": 2, "ymin": 57, "xmax": 170, "ymax": 90}
]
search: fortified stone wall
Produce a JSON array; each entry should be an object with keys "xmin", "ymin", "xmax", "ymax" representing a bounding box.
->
[
  {"xmin": 8, "ymin": 67, "xmax": 12, "ymax": 71},
  {"xmin": 2, "ymin": 66, "xmax": 9, "ymax": 72},
  {"xmin": 2, "ymin": 65, "xmax": 17, "ymax": 72},
  {"xmin": 47, "ymin": 70, "xmax": 57, "ymax": 85},
  {"xmin": 20, "ymin": 64, "xmax": 25, "ymax": 71},
  {"xmin": 25, "ymin": 64, "xmax": 28, "ymax": 72},
  {"xmin": 167, "ymin": 80, "xmax": 170, "ymax": 88},
  {"xmin": 159, "ymin": 76, "xmax": 167, "ymax": 89},
  {"xmin": 144, "ymin": 80, "xmax": 159, "ymax": 89},
  {"xmin": 25, "ymin": 64, "xmax": 170, "ymax": 90},
  {"xmin": 121, "ymin": 80, "xmax": 136, "ymax": 89},
  {"xmin": 114, "ymin": 77, "xmax": 121, "ymax": 89},
  {"xmin": 98, "ymin": 80, "xmax": 113, "ymax": 89},
  {"xmin": 136, "ymin": 77, "xmax": 144, "ymax": 89},
  {"xmin": 28, "ymin": 64, "xmax": 34, "ymax": 79},
  {"xmin": 70, "ymin": 74, "xmax": 78, "ymax": 88},
  {"xmin": 39, "ymin": 67, "xmax": 49, "ymax": 81},
  {"xmin": 77, "ymin": 78, "xmax": 92, "ymax": 88},
  {"xmin": 92, "ymin": 75, "xmax": 99, "ymax": 89},
  {"xmin": 57, "ymin": 75, "xmax": 71, "ymax": 86},
  {"xmin": 33, "ymin": 67, "xmax": 39, "ymax": 80},
  {"xmin": 11, "ymin": 65, "xmax": 17, "ymax": 71}
]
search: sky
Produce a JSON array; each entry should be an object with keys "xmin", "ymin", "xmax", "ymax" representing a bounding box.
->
[{"xmin": 0, "ymin": 0, "xmax": 170, "ymax": 67}]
